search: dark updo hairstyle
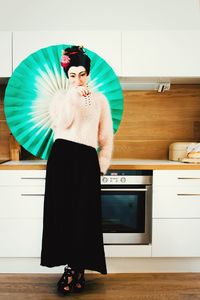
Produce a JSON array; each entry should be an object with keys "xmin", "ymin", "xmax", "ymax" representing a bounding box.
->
[{"xmin": 62, "ymin": 45, "xmax": 91, "ymax": 78}]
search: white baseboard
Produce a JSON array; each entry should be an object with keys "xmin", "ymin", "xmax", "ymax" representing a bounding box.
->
[{"xmin": 1, "ymin": 257, "xmax": 200, "ymax": 273}]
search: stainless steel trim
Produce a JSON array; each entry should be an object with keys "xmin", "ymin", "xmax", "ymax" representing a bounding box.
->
[
  {"xmin": 177, "ymin": 194, "xmax": 200, "ymax": 196},
  {"xmin": 21, "ymin": 194, "xmax": 44, "ymax": 196},
  {"xmin": 101, "ymin": 175, "xmax": 152, "ymax": 185},
  {"xmin": 101, "ymin": 188, "xmax": 148, "ymax": 192},
  {"xmin": 21, "ymin": 177, "xmax": 45, "ymax": 180},
  {"xmin": 103, "ymin": 233, "xmax": 149, "ymax": 244},
  {"xmin": 102, "ymin": 185, "xmax": 152, "ymax": 245},
  {"xmin": 178, "ymin": 177, "xmax": 200, "ymax": 180}
]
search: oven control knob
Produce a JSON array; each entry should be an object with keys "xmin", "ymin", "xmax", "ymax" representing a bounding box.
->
[
  {"xmin": 102, "ymin": 177, "xmax": 108, "ymax": 183},
  {"xmin": 121, "ymin": 177, "xmax": 126, "ymax": 183}
]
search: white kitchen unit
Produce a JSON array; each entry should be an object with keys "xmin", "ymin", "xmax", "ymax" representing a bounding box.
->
[
  {"xmin": 1, "ymin": 167, "xmax": 200, "ymax": 273},
  {"xmin": 12, "ymin": 31, "xmax": 121, "ymax": 75},
  {"xmin": 0, "ymin": 170, "xmax": 45, "ymax": 257},
  {"xmin": 0, "ymin": 169, "xmax": 151, "ymax": 259},
  {"xmin": 152, "ymin": 170, "xmax": 200, "ymax": 257},
  {"xmin": 0, "ymin": 32, "xmax": 12, "ymax": 77},
  {"xmin": 122, "ymin": 30, "xmax": 200, "ymax": 77}
]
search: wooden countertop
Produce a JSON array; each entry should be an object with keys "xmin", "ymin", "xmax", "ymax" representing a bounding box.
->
[{"xmin": 1, "ymin": 159, "xmax": 200, "ymax": 170}]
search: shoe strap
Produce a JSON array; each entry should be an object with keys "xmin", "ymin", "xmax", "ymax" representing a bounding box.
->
[
  {"xmin": 75, "ymin": 271, "xmax": 85, "ymax": 283},
  {"xmin": 64, "ymin": 266, "xmax": 73, "ymax": 276}
]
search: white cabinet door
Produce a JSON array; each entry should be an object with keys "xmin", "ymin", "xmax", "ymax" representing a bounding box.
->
[
  {"xmin": 152, "ymin": 170, "xmax": 200, "ymax": 257},
  {"xmin": 153, "ymin": 186, "xmax": 200, "ymax": 218},
  {"xmin": 0, "ymin": 170, "xmax": 45, "ymax": 257},
  {"xmin": 0, "ymin": 32, "xmax": 12, "ymax": 77},
  {"xmin": 122, "ymin": 30, "xmax": 200, "ymax": 77},
  {"xmin": 0, "ymin": 219, "xmax": 42, "ymax": 257},
  {"xmin": 152, "ymin": 219, "xmax": 200, "ymax": 257},
  {"xmin": 13, "ymin": 31, "xmax": 121, "ymax": 75},
  {"xmin": 0, "ymin": 170, "xmax": 46, "ymax": 186},
  {"xmin": 153, "ymin": 170, "xmax": 200, "ymax": 187},
  {"xmin": 0, "ymin": 186, "xmax": 44, "ymax": 218}
]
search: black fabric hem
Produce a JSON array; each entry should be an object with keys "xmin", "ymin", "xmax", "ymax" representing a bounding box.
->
[{"xmin": 40, "ymin": 262, "xmax": 107, "ymax": 275}]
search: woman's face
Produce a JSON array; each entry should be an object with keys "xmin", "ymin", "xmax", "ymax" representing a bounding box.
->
[{"xmin": 68, "ymin": 66, "xmax": 88, "ymax": 87}]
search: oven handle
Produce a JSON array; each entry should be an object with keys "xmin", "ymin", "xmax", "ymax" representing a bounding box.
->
[{"xmin": 101, "ymin": 188, "xmax": 148, "ymax": 192}]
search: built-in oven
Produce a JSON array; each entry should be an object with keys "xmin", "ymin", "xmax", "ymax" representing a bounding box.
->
[{"xmin": 101, "ymin": 170, "xmax": 152, "ymax": 245}]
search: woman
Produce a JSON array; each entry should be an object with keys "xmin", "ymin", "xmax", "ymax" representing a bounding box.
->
[{"xmin": 40, "ymin": 45, "xmax": 113, "ymax": 295}]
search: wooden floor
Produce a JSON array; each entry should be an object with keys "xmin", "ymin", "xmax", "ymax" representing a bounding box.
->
[{"xmin": 0, "ymin": 273, "xmax": 200, "ymax": 300}]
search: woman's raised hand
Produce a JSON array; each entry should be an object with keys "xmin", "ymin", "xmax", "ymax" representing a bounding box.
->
[{"xmin": 75, "ymin": 86, "xmax": 91, "ymax": 97}]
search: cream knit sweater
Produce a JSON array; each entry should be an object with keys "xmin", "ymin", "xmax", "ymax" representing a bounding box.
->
[{"xmin": 49, "ymin": 88, "xmax": 113, "ymax": 174}]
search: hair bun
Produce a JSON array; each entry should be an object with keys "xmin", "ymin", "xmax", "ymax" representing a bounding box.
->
[
  {"xmin": 64, "ymin": 45, "xmax": 85, "ymax": 56},
  {"xmin": 61, "ymin": 45, "xmax": 91, "ymax": 77}
]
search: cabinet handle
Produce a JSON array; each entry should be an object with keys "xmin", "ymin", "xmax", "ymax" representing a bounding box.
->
[
  {"xmin": 21, "ymin": 194, "xmax": 44, "ymax": 196},
  {"xmin": 178, "ymin": 177, "xmax": 200, "ymax": 180},
  {"xmin": 21, "ymin": 177, "xmax": 45, "ymax": 180},
  {"xmin": 101, "ymin": 188, "xmax": 148, "ymax": 192},
  {"xmin": 177, "ymin": 193, "xmax": 200, "ymax": 196}
]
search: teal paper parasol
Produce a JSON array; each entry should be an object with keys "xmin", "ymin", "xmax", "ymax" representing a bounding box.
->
[{"xmin": 4, "ymin": 44, "xmax": 124, "ymax": 159}]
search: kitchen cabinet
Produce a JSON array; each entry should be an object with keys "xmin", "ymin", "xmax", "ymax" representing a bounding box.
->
[
  {"xmin": 0, "ymin": 32, "xmax": 12, "ymax": 77},
  {"xmin": 152, "ymin": 219, "xmax": 200, "ymax": 257},
  {"xmin": 122, "ymin": 30, "xmax": 200, "ymax": 77},
  {"xmin": 11, "ymin": 30, "xmax": 200, "ymax": 78},
  {"xmin": 0, "ymin": 170, "xmax": 45, "ymax": 257},
  {"xmin": 152, "ymin": 170, "xmax": 200, "ymax": 257},
  {"xmin": 1, "ymin": 168, "xmax": 200, "ymax": 259},
  {"xmin": 0, "ymin": 169, "xmax": 151, "ymax": 258},
  {"xmin": 13, "ymin": 31, "xmax": 121, "ymax": 75}
]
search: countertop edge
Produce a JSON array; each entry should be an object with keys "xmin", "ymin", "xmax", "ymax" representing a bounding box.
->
[{"xmin": 1, "ymin": 163, "xmax": 200, "ymax": 170}]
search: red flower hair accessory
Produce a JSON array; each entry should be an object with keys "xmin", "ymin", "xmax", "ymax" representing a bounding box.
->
[{"xmin": 60, "ymin": 51, "xmax": 71, "ymax": 68}]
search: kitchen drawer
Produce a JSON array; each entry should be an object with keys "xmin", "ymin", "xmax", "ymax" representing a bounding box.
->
[
  {"xmin": 0, "ymin": 186, "xmax": 44, "ymax": 218},
  {"xmin": 152, "ymin": 219, "xmax": 200, "ymax": 257},
  {"xmin": 153, "ymin": 186, "xmax": 200, "ymax": 218},
  {"xmin": 153, "ymin": 170, "xmax": 200, "ymax": 187},
  {"xmin": 0, "ymin": 170, "xmax": 46, "ymax": 186},
  {"xmin": 0, "ymin": 219, "xmax": 42, "ymax": 257}
]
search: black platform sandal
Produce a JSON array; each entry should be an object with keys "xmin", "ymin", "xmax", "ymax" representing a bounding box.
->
[
  {"xmin": 73, "ymin": 269, "xmax": 85, "ymax": 293},
  {"xmin": 57, "ymin": 266, "xmax": 74, "ymax": 295}
]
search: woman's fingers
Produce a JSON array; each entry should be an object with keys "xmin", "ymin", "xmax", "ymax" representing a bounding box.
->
[{"xmin": 77, "ymin": 86, "xmax": 91, "ymax": 97}]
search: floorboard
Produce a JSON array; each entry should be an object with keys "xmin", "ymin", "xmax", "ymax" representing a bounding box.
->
[{"xmin": 0, "ymin": 273, "xmax": 200, "ymax": 300}]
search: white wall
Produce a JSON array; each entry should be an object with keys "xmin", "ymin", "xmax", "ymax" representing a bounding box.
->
[{"xmin": 0, "ymin": 0, "xmax": 200, "ymax": 31}]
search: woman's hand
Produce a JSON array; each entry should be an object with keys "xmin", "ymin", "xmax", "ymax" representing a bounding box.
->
[{"xmin": 75, "ymin": 86, "xmax": 91, "ymax": 97}]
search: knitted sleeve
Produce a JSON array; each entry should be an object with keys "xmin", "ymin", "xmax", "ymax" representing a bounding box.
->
[
  {"xmin": 49, "ymin": 89, "xmax": 76, "ymax": 130},
  {"xmin": 98, "ymin": 95, "xmax": 114, "ymax": 175}
]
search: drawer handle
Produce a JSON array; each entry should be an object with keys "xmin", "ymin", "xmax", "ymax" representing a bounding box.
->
[
  {"xmin": 21, "ymin": 177, "xmax": 45, "ymax": 180},
  {"xmin": 177, "ymin": 193, "xmax": 200, "ymax": 196},
  {"xmin": 101, "ymin": 188, "xmax": 148, "ymax": 191},
  {"xmin": 21, "ymin": 194, "xmax": 44, "ymax": 196},
  {"xmin": 178, "ymin": 177, "xmax": 200, "ymax": 180}
]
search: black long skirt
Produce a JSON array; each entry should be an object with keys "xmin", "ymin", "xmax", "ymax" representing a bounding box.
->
[{"xmin": 40, "ymin": 138, "xmax": 107, "ymax": 274}]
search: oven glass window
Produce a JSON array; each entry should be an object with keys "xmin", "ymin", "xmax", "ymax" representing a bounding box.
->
[{"xmin": 101, "ymin": 191, "xmax": 145, "ymax": 233}]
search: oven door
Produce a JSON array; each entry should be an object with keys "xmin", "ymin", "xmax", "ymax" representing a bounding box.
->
[{"xmin": 101, "ymin": 185, "xmax": 151, "ymax": 245}]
